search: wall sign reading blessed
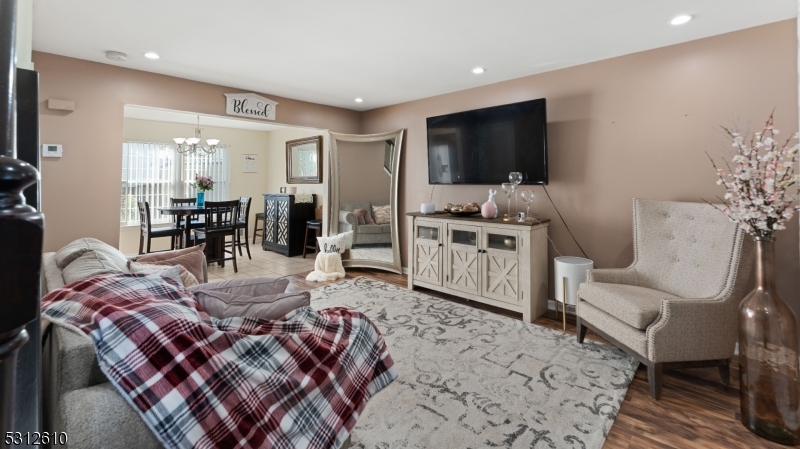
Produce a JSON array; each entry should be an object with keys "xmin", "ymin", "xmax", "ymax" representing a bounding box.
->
[{"xmin": 224, "ymin": 93, "xmax": 278, "ymax": 121}]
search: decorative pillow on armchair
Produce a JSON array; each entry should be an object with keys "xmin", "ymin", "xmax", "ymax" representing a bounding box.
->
[{"xmin": 372, "ymin": 205, "xmax": 391, "ymax": 225}]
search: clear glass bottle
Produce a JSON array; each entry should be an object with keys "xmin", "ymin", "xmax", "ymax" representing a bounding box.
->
[{"xmin": 739, "ymin": 237, "xmax": 800, "ymax": 445}]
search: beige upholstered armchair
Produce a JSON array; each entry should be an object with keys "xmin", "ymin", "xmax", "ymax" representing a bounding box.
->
[{"xmin": 576, "ymin": 199, "xmax": 754, "ymax": 399}]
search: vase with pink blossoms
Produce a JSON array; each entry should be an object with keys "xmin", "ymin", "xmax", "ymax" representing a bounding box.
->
[{"xmin": 708, "ymin": 113, "xmax": 800, "ymax": 444}]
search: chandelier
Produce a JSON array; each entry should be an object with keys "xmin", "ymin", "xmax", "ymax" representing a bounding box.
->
[{"xmin": 173, "ymin": 115, "xmax": 220, "ymax": 155}]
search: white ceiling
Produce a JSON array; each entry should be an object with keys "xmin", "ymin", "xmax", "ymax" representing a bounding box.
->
[
  {"xmin": 34, "ymin": 0, "xmax": 796, "ymax": 111},
  {"xmin": 123, "ymin": 105, "xmax": 287, "ymax": 132}
]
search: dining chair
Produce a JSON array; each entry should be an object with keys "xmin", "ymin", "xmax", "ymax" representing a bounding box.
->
[
  {"xmin": 171, "ymin": 197, "xmax": 204, "ymax": 246},
  {"xmin": 137, "ymin": 201, "xmax": 184, "ymax": 254},
  {"xmin": 231, "ymin": 196, "xmax": 252, "ymax": 259},
  {"xmin": 193, "ymin": 200, "xmax": 239, "ymax": 272}
]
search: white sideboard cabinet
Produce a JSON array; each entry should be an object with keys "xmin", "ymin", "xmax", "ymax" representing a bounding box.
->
[{"xmin": 406, "ymin": 212, "xmax": 550, "ymax": 322}]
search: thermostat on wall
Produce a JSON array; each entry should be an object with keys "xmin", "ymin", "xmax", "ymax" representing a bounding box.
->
[{"xmin": 42, "ymin": 144, "xmax": 62, "ymax": 157}]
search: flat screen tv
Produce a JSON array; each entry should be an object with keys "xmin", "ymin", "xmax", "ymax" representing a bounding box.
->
[{"xmin": 426, "ymin": 98, "xmax": 548, "ymax": 185}]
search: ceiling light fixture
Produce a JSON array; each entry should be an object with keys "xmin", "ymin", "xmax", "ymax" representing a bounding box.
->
[
  {"xmin": 173, "ymin": 116, "xmax": 220, "ymax": 155},
  {"xmin": 670, "ymin": 15, "xmax": 692, "ymax": 25},
  {"xmin": 143, "ymin": 52, "xmax": 160, "ymax": 60},
  {"xmin": 472, "ymin": 67, "xmax": 485, "ymax": 74},
  {"xmin": 105, "ymin": 51, "xmax": 128, "ymax": 62},
  {"xmin": 355, "ymin": 98, "xmax": 364, "ymax": 103}
]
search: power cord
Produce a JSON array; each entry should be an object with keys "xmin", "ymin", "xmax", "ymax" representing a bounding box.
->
[
  {"xmin": 530, "ymin": 216, "xmax": 563, "ymax": 257},
  {"xmin": 541, "ymin": 185, "xmax": 590, "ymax": 260}
]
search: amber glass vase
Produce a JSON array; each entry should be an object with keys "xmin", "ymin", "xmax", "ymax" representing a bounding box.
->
[{"xmin": 739, "ymin": 237, "xmax": 800, "ymax": 445}]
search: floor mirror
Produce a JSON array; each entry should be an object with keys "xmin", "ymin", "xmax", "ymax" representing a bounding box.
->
[{"xmin": 329, "ymin": 130, "xmax": 404, "ymax": 273}]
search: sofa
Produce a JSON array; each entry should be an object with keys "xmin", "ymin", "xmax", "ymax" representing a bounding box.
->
[
  {"xmin": 41, "ymin": 244, "xmax": 353, "ymax": 449},
  {"xmin": 338, "ymin": 201, "xmax": 391, "ymax": 245},
  {"xmin": 41, "ymin": 251, "xmax": 186, "ymax": 449}
]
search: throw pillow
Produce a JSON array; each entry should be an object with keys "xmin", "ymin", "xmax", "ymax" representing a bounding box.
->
[
  {"xmin": 372, "ymin": 205, "xmax": 391, "ymax": 225},
  {"xmin": 363, "ymin": 208, "xmax": 376, "ymax": 225},
  {"xmin": 143, "ymin": 265, "xmax": 185, "ymax": 289},
  {"xmin": 188, "ymin": 277, "xmax": 290, "ymax": 297},
  {"xmin": 135, "ymin": 243, "xmax": 205, "ymax": 263},
  {"xmin": 61, "ymin": 250, "xmax": 124, "ymax": 284},
  {"xmin": 339, "ymin": 231, "xmax": 354, "ymax": 249},
  {"xmin": 193, "ymin": 290, "xmax": 311, "ymax": 320},
  {"xmin": 133, "ymin": 249, "xmax": 205, "ymax": 285},
  {"xmin": 55, "ymin": 238, "xmax": 129, "ymax": 272},
  {"xmin": 353, "ymin": 208, "xmax": 367, "ymax": 225},
  {"xmin": 317, "ymin": 234, "xmax": 345, "ymax": 254},
  {"xmin": 129, "ymin": 261, "xmax": 200, "ymax": 288}
]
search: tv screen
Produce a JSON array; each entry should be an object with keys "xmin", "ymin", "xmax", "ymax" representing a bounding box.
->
[{"xmin": 426, "ymin": 99, "xmax": 547, "ymax": 185}]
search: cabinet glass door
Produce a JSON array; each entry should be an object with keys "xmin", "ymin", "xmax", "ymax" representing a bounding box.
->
[
  {"xmin": 481, "ymin": 228, "xmax": 520, "ymax": 304},
  {"xmin": 414, "ymin": 221, "xmax": 443, "ymax": 286},
  {"xmin": 264, "ymin": 198, "xmax": 277, "ymax": 243},
  {"xmin": 276, "ymin": 198, "xmax": 289, "ymax": 247},
  {"xmin": 447, "ymin": 224, "xmax": 480, "ymax": 295}
]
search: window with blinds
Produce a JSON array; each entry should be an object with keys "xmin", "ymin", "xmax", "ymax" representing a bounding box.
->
[{"xmin": 120, "ymin": 141, "xmax": 230, "ymax": 226}]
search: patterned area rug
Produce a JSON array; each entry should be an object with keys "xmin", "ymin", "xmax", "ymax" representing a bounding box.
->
[{"xmin": 310, "ymin": 278, "xmax": 638, "ymax": 449}]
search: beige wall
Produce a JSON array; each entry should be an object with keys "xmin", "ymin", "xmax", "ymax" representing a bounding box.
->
[
  {"xmin": 361, "ymin": 20, "xmax": 800, "ymax": 310},
  {"xmin": 118, "ymin": 118, "xmax": 277, "ymax": 254},
  {"xmin": 35, "ymin": 51, "xmax": 360, "ymax": 252},
  {"xmin": 337, "ymin": 140, "xmax": 391, "ymax": 204},
  {"xmin": 263, "ymin": 127, "xmax": 328, "ymax": 232}
]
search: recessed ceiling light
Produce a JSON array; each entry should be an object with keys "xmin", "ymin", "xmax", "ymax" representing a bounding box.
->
[
  {"xmin": 355, "ymin": 98, "xmax": 364, "ymax": 103},
  {"xmin": 670, "ymin": 15, "xmax": 692, "ymax": 25},
  {"xmin": 144, "ymin": 52, "xmax": 160, "ymax": 60},
  {"xmin": 472, "ymin": 67, "xmax": 485, "ymax": 74},
  {"xmin": 105, "ymin": 51, "xmax": 128, "ymax": 62}
]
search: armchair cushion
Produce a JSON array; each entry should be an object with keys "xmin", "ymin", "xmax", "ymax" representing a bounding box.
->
[{"xmin": 578, "ymin": 282, "xmax": 677, "ymax": 330}]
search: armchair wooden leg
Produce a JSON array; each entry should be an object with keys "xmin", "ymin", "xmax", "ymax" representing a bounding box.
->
[
  {"xmin": 647, "ymin": 362, "xmax": 663, "ymax": 400},
  {"xmin": 719, "ymin": 360, "xmax": 731, "ymax": 386},
  {"xmin": 576, "ymin": 316, "xmax": 587, "ymax": 344}
]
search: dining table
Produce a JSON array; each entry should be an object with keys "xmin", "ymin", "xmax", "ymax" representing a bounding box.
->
[{"xmin": 157, "ymin": 205, "xmax": 205, "ymax": 248}]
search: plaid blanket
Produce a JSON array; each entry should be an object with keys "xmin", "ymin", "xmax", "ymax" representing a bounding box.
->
[{"xmin": 42, "ymin": 272, "xmax": 397, "ymax": 449}]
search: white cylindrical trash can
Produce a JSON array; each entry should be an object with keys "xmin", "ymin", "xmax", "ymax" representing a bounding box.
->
[{"xmin": 554, "ymin": 256, "xmax": 594, "ymax": 331}]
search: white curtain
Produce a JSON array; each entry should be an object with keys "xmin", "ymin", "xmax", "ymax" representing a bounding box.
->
[
  {"xmin": 181, "ymin": 145, "xmax": 230, "ymax": 202},
  {"xmin": 120, "ymin": 141, "xmax": 176, "ymax": 226},
  {"xmin": 121, "ymin": 142, "xmax": 231, "ymax": 226}
]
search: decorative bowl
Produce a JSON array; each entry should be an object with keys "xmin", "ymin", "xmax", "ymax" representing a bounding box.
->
[{"xmin": 446, "ymin": 210, "xmax": 481, "ymax": 217}]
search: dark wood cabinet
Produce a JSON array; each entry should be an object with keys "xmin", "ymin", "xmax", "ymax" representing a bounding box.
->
[{"xmin": 262, "ymin": 194, "xmax": 315, "ymax": 257}]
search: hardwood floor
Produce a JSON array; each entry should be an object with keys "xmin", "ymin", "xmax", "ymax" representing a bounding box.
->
[{"xmin": 283, "ymin": 267, "xmax": 784, "ymax": 449}]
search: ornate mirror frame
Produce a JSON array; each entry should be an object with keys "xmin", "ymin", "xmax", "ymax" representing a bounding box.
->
[
  {"xmin": 329, "ymin": 129, "xmax": 404, "ymax": 274},
  {"xmin": 286, "ymin": 135, "xmax": 323, "ymax": 184}
]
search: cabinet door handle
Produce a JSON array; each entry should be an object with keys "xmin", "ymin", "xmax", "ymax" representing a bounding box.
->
[{"xmin": 438, "ymin": 243, "xmax": 443, "ymax": 247}]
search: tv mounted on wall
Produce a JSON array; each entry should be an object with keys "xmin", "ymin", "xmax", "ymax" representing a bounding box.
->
[{"xmin": 426, "ymin": 98, "xmax": 548, "ymax": 185}]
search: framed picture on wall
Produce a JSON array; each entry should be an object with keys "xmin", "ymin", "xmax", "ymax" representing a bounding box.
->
[{"xmin": 243, "ymin": 154, "xmax": 257, "ymax": 173}]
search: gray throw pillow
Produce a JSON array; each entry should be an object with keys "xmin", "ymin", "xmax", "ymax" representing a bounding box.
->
[
  {"xmin": 55, "ymin": 238, "xmax": 129, "ymax": 272},
  {"xmin": 194, "ymin": 290, "xmax": 311, "ymax": 320},
  {"xmin": 61, "ymin": 250, "xmax": 124, "ymax": 284},
  {"xmin": 188, "ymin": 276, "xmax": 289, "ymax": 297}
]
